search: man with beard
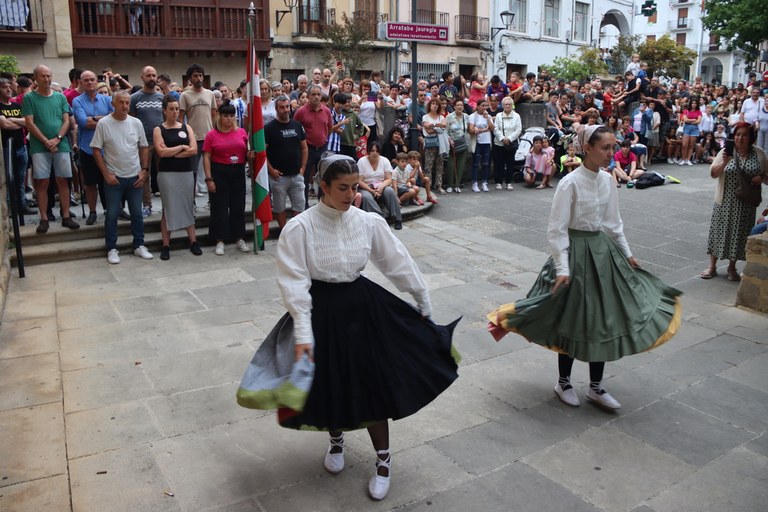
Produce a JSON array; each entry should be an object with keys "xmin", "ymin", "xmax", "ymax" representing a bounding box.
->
[
  {"xmin": 130, "ymin": 65, "xmax": 164, "ymax": 215},
  {"xmin": 179, "ymin": 63, "xmax": 217, "ymax": 196},
  {"xmin": 73, "ymin": 70, "xmax": 113, "ymax": 224}
]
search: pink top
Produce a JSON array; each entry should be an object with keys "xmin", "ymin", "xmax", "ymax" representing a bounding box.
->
[
  {"xmin": 468, "ymin": 81, "xmax": 485, "ymax": 109},
  {"xmin": 683, "ymin": 109, "xmax": 702, "ymax": 122},
  {"xmin": 526, "ymin": 150, "xmax": 551, "ymax": 175},
  {"xmin": 203, "ymin": 128, "xmax": 248, "ymax": 165},
  {"xmin": 614, "ymin": 149, "xmax": 637, "ymax": 168}
]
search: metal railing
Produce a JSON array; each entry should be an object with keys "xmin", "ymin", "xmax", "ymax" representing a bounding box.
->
[
  {"xmin": 413, "ymin": 9, "xmax": 448, "ymax": 26},
  {"xmin": 0, "ymin": 0, "xmax": 45, "ymax": 32},
  {"xmin": 454, "ymin": 14, "xmax": 489, "ymax": 41},
  {"xmin": 71, "ymin": 0, "xmax": 265, "ymax": 41},
  {"xmin": 296, "ymin": 5, "xmax": 335, "ymax": 36},
  {"xmin": 668, "ymin": 18, "xmax": 690, "ymax": 31},
  {"xmin": 352, "ymin": 10, "xmax": 388, "ymax": 39}
]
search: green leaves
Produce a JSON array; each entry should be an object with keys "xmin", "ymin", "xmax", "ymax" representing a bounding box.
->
[
  {"xmin": 0, "ymin": 55, "xmax": 21, "ymax": 76},
  {"xmin": 702, "ymin": 0, "xmax": 768, "ymax": 58},
  {"xmin": 319, "ymin": 12, "xmax": 375, "ymax": 79},
  {"xmin": 545, "ymin": 47, "xmax": 608, "ymax": 82},
  {"xmin": 638, "ymin": 35, "xmax": 697, "ymax": 77}
]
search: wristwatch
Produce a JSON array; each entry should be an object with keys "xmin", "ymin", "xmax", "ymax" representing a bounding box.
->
[{"xmin": 56, "ymin": 134, "xmax": 64, "ymax": 140}]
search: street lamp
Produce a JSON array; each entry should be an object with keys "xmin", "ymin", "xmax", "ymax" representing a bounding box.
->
[
  {"xmin": 490, "ymin": 11, "xmax": 515, "ymax": 76},
  {"xmin": 276, "ymin": 0, "xmax": 299, "ymax": 28},
  {"xmin": 491, "ymin": 10, "xmax": 515, "ymax": 40}
]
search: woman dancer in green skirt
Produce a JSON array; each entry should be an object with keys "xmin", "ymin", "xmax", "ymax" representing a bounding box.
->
[{"xmin": 488, "ymin": 124, "xmax": 681, "ymax": 410}]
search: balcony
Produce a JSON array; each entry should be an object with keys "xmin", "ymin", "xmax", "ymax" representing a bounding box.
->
[
  {"xmin": 668, "ymin": 18, "xmax": 691, "ymax": 31},
  {"xmin": 70, "ymin": 0, "xmax": 270, "ymax": 53},
  {"xmin": 673, "ymin": 0, "xmax": 695, "ymax": 6},
  {"xmin": 413, "ymin": 9, "xmax": 448, "ymax": 27},
  {"xmin": 352, "ymin": 10, "xmax": 388, "ymax": 40},
  {"xmin": 454, "ymin": 14, "xmax": 489, "ymax": 43},
  {"xmin": 296, "ymin": 4, "xmax": 335, "ymax": 37},
  {"xmin": 0, "ymin": 0, "xmax": 47, "ymax": 44}
]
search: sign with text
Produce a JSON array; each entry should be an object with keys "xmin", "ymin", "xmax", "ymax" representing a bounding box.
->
[{"xmin": 378, "ymin": 22, "xmax": 449, "ymax": 43}]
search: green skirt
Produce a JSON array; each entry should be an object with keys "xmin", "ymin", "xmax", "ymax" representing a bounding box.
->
[{"xmin": 488, "ymin": 229, "xmax": 682, "ymax": 362}]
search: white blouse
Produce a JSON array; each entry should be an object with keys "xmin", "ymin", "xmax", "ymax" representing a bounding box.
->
[
  {"xmin": 276, "ymin": 201, "xmax": 432, "ymax": 346},
  {"xmin": 548, "ymin": 165, "xmax": 632, "ymax": 277},
  {"xmin": 357, "ymin": 156, "xmax": 393, "ymax": 184}
]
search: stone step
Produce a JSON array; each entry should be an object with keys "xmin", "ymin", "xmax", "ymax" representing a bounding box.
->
[{"xmin": 10, "ymin": 203, "xmax": 432, "ymax": 266}]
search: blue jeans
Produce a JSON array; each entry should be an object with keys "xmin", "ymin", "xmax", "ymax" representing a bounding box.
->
[
  {"xmin": 104, "ymin": 176, "xmax": 144, "ymax": 251},
  {"xmin": 472, "ymin": 143, "xmax": 491, "ymax": 182},
  {"xmin": 751, "ymin": 222, "xmax": 768, "ymax": 236},
  {"xmin": 3, "ymin": 142, "xmax": 29, "ymax": 207}
]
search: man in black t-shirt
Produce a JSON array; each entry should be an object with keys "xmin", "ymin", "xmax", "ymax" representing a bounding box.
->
[
  {"xmin": 0, "ymin": 78, "xmax": 36, "ymax": 215},
  {"xmin": 265, "ymin": 95, "xmax": 308, "ymax": 229}
]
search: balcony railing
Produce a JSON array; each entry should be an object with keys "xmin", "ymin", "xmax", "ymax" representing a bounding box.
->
[
  {"xmin": 296, "ymin": 2, "xmax": 335, "ymax": 36},
  {"xmin": 0, "ymin": 0, "xmax": 47, "ymax": 44},
  {"xmin": 413, "ymin": 9, "xmax": 448, "ymax": 26},
  {"xmin": 668, "ymin": 18, "xmax": 690, "ymax": 30},
  {"xmin": 352, "ymin": 10, "xmax": 388, "ymax": 40},
  {"xmin": 673, "ymin": 0, "xmax": 695, "ymax": 5},
  {"xmin": 70, "ymin": 0, "xmax": 269, "ymax": 51},
  {"xmin": 454, "ymin": 14, "xmax": 489, "ymax": 41}
]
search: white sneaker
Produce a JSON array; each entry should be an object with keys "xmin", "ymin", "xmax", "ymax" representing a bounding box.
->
[
  {"xmin": 481, "ymin": 182, "xmax": 489, "ymax": 192},
  {"xmin": 368, "ymin": 450, "xmax": 391, "ymax": 501},
  {"xmin": 586, "ymin": 387, "xmax": 622, "ymax": 410},
  {"xmin": 472, "ymin": 182, "xmax": 480, "ymax": 193},
  {"xmin": 323, "ymin": 435, "xmax": 345, "ymax": 475},
  {"xmin": 455, "ymin": 186, "xmax": 461, "ymax": 193},
  {"xmin": 667, "ymin": 158, "xmax": 674, "ymax": 164},
  {"xmin": 495, "ymin": 183, "xmax": 503, "ymax": 190},
  {"xmin": 678, "ymin": 159, "xmax": 685, "ymax": 166},
  {"xmin": 214, "ymin": 242, "xmax": 225, "ymax": 255},
  {"xmin": 507, "ymin": 183, "xmax": 514, "ymax": 191},
  {"xmin": 107, "ymin": 249, "xmax": 120, "ymax": 265},
  {"xmin": 685, "ymin": 160, "xmax": 693, "ymax": 166},
  {"xmin": 446, "ymin": 187, "xmax": 453, "ymax": 193},
  {"xmin": 133, "ymin": 245, "xmax": 153, "ymax": 260},
  {"xmin": 236, "ymin": 239, "xmax": 251, "ymax": 253},
  {"xmin": 554, "ymin": 383, "xmax": 580, "ymax": 407}
]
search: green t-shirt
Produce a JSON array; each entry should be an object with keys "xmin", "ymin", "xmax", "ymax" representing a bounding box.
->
[{"xmin": 22, "ymin": 91, "xmax": 71, "ymax": 154}]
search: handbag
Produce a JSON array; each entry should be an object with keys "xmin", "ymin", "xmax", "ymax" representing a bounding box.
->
[
  {"xmin": 735, "ymin": 172, "xmax": 762, "ymax": 207},
  {"xmin": 452, "ymin": 116, "xmax": 467, "ymax": 152},
  {"xmin": 424, "ymin": 134, "xmax": 439, "ymax": 148}
]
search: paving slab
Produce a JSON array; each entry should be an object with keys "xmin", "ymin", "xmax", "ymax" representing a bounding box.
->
[
  {"xmin": 646, "ymin": 447, "xmax": 768, "ymax": 512},
  {"xmin": 613, "ymin": 398, "xmax": 754, "ymax": 466},
  {"xmin": 399, "ymin": 462, "xmax": 599, "ymax": 512},
  {"xmin": 719, "ymin": 352, "xmax": 768, "ymax": 394},
  {"xmin": 690, "ymin": 333, "xmax": 768, "ymax": 366},
  {"xmin": 0, "ymin": 403, "xmax": 67, "ymax": 487},
  {"xmin": 523, "ymin": 426, "xmax": 695, "ymax": 512},
  {"xmin": 62, "ymin": 362, "xmax": 157, "ymax": 413},
  {"xmin": 0, "ymin": 474, "xmax": 71, "ymax": 512},
  {"xmin": 0, "ymin": 316, "xmax": 59, "ymax": 359},
  {"xmin": 2, "ymin": 288, "xmax": 56, "ymax": 320},
  {"xmin": 0, "ymin": 352, "xmax": 61, "ymax": 410},
  {"xmin": 669, "ymin": 376, "xmax": 768, "ymax": 434}
]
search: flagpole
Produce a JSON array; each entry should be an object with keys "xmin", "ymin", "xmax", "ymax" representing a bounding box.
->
[{"xmin": 248, "ymin": 2, "xmax": 259, "ymax": 253}]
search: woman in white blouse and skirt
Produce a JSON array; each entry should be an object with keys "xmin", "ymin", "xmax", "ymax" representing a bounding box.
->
[
  {"xmin": 268, "ymin": 154, "xmax": 458, "ymax": 501},
  {"xmin": 357, "ymin": 140, "xmax": 403, "ymax": 229},
  {"xmin": 488, "ymin": 125, "xmax": 682, "ymax": 411}
]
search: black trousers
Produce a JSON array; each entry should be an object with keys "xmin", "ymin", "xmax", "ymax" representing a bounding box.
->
[{"xmin": 209, "ymin": 162, "xmax": 246, "ymax": 242}]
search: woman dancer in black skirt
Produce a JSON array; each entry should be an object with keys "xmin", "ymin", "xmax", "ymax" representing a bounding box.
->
[{"xmin": 275, "ymin": 154, "xmax": 459, "ymax": 501}]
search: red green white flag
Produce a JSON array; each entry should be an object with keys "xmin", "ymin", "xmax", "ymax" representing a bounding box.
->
[{"xmin": 247, "ymin": 10, "xmax": 271, "ymax": 251}]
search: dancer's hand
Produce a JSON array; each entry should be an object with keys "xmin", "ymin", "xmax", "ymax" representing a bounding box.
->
[
  {"xmin": 295, "ymin": 343, "xmax": 313, "ymax": 362},
  {"xmin": 552, "ymin": 275, "xmax": 570, "ymax": 293},
  {"xmin": 627, "ymin": 257, "xmax": 641, "ymax": 269}
]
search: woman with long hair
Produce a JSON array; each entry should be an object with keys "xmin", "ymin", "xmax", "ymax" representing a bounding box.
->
[
  {"xmin": 203, "ymin": 100, "xmax": 251, "ymax": 255},
  {"xmin": 679, "ymin": 97, "xmax": 702, "ymax": 165},
  {"xmin": 356, "ymin": 140, "xmax": 403, "ymax": 229},
  {"xmin": 445, "ymin": 98, "xmax": 470, "ymax": 193},
  {"xmin": 153, "ymin": 95, "xmax": 201, "ymax": 260},
  {"xmin": 422, "ymin": 97, "xmax": 447, "ymax": 195}
]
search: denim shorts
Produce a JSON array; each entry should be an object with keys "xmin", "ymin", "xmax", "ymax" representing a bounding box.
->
[
  {"xmin": 683, "ymin": 124, "xmax": 700, "ymax": 137},
  {"xmin": 31, "ymin": 151, "xmax": 72, "ymax": 180},
  {"xmin": 270, "ymin": 174, "xmax": 305, "ymax": 213}
]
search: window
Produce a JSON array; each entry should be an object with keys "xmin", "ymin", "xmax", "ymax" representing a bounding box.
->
[
  {"xmin": 544, "ymin": 0, "xmax": 559, "ymax": 38},
  {"xmin": 574, "ymin": 2, "xmax": 588, "ymax": 42},
  {"xmin": 676, "ymin": 33, "xmax": 686, "ymax": 45},
  {"xmin": 708, "ymin": 33, "xmax": 719, "ymax": 51},
  {"xmin": 677, "ymin": 8, "xmax": 687, "ymax": 28},
  {"xmin": 646, "ymin": 35, "xmax": 656, "ymax": 42},
  {"xmin": 509, "ymin": 0, "xmax": 527, "ymax": 33},
  {"xmin": 303, "ymin": 0, "xmax": 321, "ymax": 21}
]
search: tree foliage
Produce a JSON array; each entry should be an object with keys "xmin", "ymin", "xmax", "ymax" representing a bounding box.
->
[
  {"xmin": 0, "ymin": 55, "xmax": 21, "ymax": 75},
  {"xmin": 545, "ymin": 47, "xmax": 608, "ymax": 82},
  {"xmin": 638, "ymin": 35, "xmax": 697, "ymax": 78},
  {"xmin": 319, "ymin": 12, "xmax": 374, "ymax": 79},
  {"xmin": 702, "ymin": 0, "xmax": 768, "ymax": 59}
]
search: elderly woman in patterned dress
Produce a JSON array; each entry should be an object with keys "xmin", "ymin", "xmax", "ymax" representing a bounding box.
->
[{"xmin": 700, "ymin": 121, "xmax": 768, "ymax": 281}]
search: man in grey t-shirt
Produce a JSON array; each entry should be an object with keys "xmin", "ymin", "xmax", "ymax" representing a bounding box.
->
[
  {"xmin": 92, "ymin": 90, "xmax": 153, "ymax": 264},
  {"xmin": 130, "ymin": 65, "xmax": 163, "ymax": 216}
]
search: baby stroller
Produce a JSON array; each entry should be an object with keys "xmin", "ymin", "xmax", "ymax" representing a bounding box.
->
[{"xmin": 511, "ymin": 127, "xmax": 546, "ymax": 182}]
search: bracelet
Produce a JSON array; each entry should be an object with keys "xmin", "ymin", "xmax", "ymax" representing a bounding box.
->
[{"xmin": 205, "ymin": 177, "xmax": 213, "ymax": 182}]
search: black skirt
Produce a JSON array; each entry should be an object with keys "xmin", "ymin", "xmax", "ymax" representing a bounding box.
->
[{"xmin": 278, "ymin": 277, "xmax": 460, "ymax": 431}]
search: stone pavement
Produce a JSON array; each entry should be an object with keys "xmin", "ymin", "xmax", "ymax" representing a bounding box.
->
[{"xmin": 1, "ymin": 162, "xmax": 767, "ymax": 512}]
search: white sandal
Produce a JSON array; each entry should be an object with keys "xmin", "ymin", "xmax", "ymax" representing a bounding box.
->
[
  {"xmin": 368, "ymin": 449, "xmax": 391, "ymax": 500},
  {"xmin": 323, "ymin": 434, "xmax": 345, "ymax": 474}
]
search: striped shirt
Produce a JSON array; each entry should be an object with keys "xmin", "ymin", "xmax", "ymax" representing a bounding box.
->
[{"xmin": 328, "ymin": 108, "xmax": 345, "ymax": 153}]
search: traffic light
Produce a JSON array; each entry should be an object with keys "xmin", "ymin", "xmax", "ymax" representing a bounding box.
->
[{"xmin": 641, "ymin": 0, "xmax": 657, "ymax": 17}]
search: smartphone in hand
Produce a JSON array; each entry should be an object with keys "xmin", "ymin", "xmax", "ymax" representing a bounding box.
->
[{"xmin": 724, "ymin": 139, "xmax": 735, "ymax": 156}]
